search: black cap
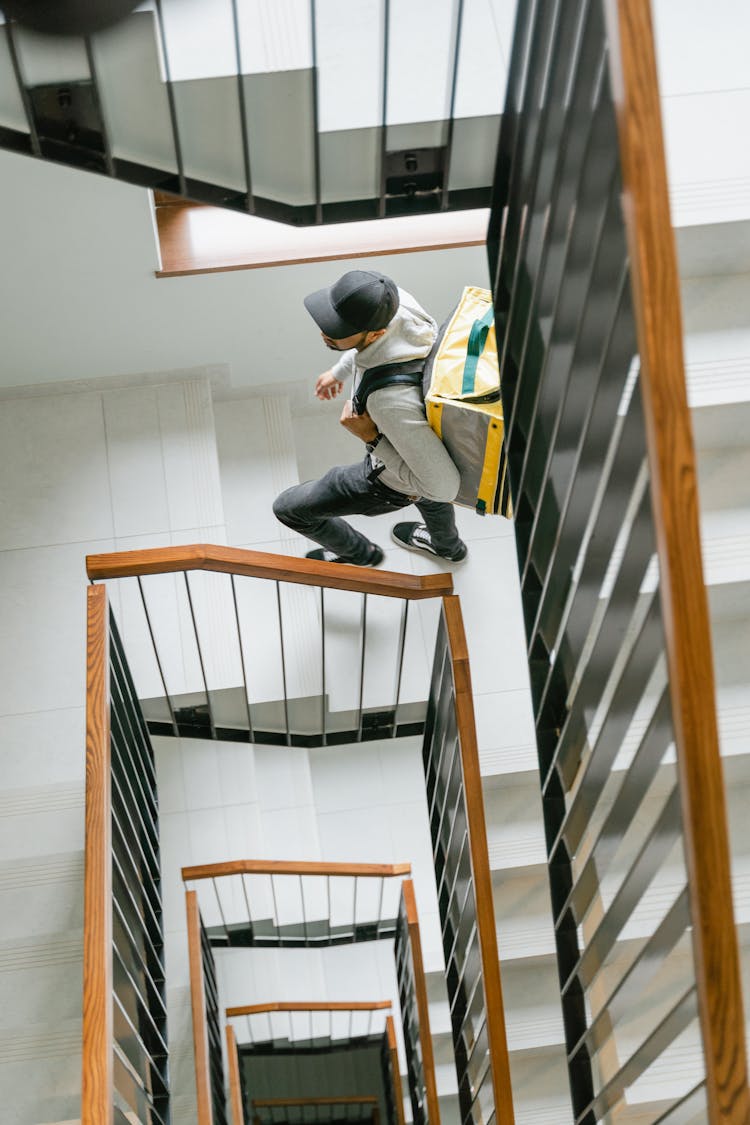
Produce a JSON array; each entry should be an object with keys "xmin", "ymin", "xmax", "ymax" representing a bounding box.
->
[{"xmin": 304, "ymin": 270, "xmax": 399, "ymax": 338}]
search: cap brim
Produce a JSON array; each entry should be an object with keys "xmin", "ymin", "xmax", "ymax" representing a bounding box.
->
[{"xmin": 304, "ymin": 288, "xmax": 360, "ymax": 339}]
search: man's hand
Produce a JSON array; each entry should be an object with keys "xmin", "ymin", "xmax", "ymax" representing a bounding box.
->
[
  {"xmin": 340, "ymin": 399, "xmax": 379, "ymax": 443},
  {"xmin": 315, "ymin": 370, "xmax": 344, "ymax": 401}
]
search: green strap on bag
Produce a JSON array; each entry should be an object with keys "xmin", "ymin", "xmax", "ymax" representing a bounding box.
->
[{"xmin": 461, "ymin": 305, "xmax": 494, "ymax": 395}]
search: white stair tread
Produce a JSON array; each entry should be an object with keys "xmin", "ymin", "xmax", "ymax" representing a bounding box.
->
[{"xmin": 687, "ymin": 354, "xmax": 750, "ymax": 411}]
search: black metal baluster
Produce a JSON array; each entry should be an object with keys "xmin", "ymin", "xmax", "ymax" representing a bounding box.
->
[
  {"xmin": 441, "ymin": 0, "xmax": 465, "ymax": 211},
  {"xmin": 229, "ymin": 0, "xmax": 254, "ymax": 213},
  {"xmin": 153, "ymin": 0, "xmax": 186, "ymax": 195},
  {"xmin": 276, "ymin": 582, "xmax": 291, "ymax": 746},
  {"xmin": 309, "ymin": 0, "xmax": 322, "ymax": 224},
  {"xmin": 4, "ymin": 21, "xmax": 40, "ymax": 156},
  {"xmin": 392, "ymin": 600, "xmax": 409, "ymax": 737},
  {"xmin": 138, "ymin": 577, "xmax": 179, "ymax": 736},
  {"xmin": 184, "ymin": 573, "xmax": 217, "ymax": 739},
  {"xmin": 378, "ymin": 0, "xmax": 391, "ymax": 218},
  {"xmin": 212, "ymin": 877, "xmax": 230, "ymax": 945},
  {"xmin": 231, "ymin": 575, "xmax": 255, "ymax": 743},
  {"xmin": 300, "ymin": 875, "xmax": 309, "ymax": 944},
  {"xmin": 320, "ymin": 587, "xmax": 327, "ymax": 745},
  {"xmin": 84, "ymin": 36, "xmax": 115, "ymax": 176},
  {"xmin": 357, "ymin": 594, "xmax": 368, "ymax": 741}
]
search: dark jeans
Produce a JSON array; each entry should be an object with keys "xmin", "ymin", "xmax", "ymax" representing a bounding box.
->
[{"xmin": 273, "ymin": 456, "xmax": 462, "ymax": 564}]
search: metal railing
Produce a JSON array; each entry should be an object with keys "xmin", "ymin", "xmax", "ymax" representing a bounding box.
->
[
  {"xmin": 183, "ymin": 862, "xmax": 440, "ymax": 1124},
  {"xmin": 422, "ymin": 595, "xmax": 513, "ymax": 1125},
  {"xmin": 0, "ymin": 0, "xmax": 500, "ymax": 224},
  {"xmin": 87, "ymin": 545, "xmax": 450, "ymax": 747},
  {"xmin": 488, "ymin": 0, "xmax": 750, "ymax": 1121},
  {"xmin": 394, "ymin": 881, "xmax": 441, "ymax": 1125},
  {"xmin": 382, "ymin": 1015, "xmax": 407, "ymax": 1125},
  {"xmin": 225, "ymin": 1003, "xmax": 404, "ymax": 1125},
  {"xmin": 227, "ymin": 1002, "xmax": 393, "ymax": 1052},
  {"xmin": 182, "ymin": 860, "xmax": 412, "ymax": 949},
  {"xmin": 83, "ymin": 584, "xmax": 170, "ymax": 1125}
]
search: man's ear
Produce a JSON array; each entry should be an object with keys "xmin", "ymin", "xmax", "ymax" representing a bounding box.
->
[{"xmin": 366, "ymin": 328, "xmax": 387, "ymax": 345}]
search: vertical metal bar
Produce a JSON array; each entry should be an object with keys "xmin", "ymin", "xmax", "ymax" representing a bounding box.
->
[
  {"xmin": 276, "ymin": 582, "xmax": 292, "ymax": 746},
  {"xmin": 326, "ymin": 874, "xmax": 331, "ymax": 942},
  {"xmin": 84, "ymin": 37, "xmax": 115, "ymax": 176},
  {"xmin": 320, "ymin": 588, "xmax": 327, "ymax": 745},
  {"xmin": 4, "ymin": 21, "xmax": 41, "ymax": 156},
  {"xmin": 247, "ymin": 1014, "xmax": 252, "ymax": 1045},
  {"xmin": 300, "ymin": 875, "xmax": 309, "ymax": 944},
  {"xmin": 378, "ymin": 0, "xmax": 391, "ymax": 218},
  {"xmin": 231, "ymin": 575, "xmax": 255, "ymax": 743},
  {"xmin": 229, "ymin": 0, "xmax": 255, "ymax": 212},
  {"xmin": 153, "ymin": 0, "xmax": 187, "ymax": 195},
  {"xmin": 309, "ymin": 0, "xmax": 323, "ymax": 223},
  {"xmin": 212, "ymin": 877, "xmax": 230, "ymax": 943},
  {"xmin": 375, "ymin": 876, "xmax": 385, "ymax": 939},
  {"xmin": 356, "ymin": 594, "xmax": 368, "ymax": 742},
  {"xmin": 392, "ymin": 600, "xmax": 409, "ymax": 737},
  {"xmin": 271, "ymin": 875, "xmax": 281, "ymax": 940},
  {"xmin": 441, "ymin": 0, "xmax": 465, "ymax": 211},
  {"xmin": 241, "ymin": 873, "xmax": 253, "ymax": 931},
  {"xmin": 184, "ymin": 573, "xmax": 217, "ymax": 739},
  {"xmin": 352, "ymin": 876, "xmax": 358, "ymax": 942},
  {"xmin": 138, "ymin": 577, "xmax": 179, "ymax": 736},
  {"xmin": 309, "ymin": 1008, "xmax": 313, "ymax": 1045},
  {"xmin": 267, "ymin": 1011, "xmax": 273, "ymax": 1043}
]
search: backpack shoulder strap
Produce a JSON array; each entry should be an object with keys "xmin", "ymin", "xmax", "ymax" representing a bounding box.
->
[{"xmin": 352, "ymin": 359, "xmax": 424, "ymax": 415}]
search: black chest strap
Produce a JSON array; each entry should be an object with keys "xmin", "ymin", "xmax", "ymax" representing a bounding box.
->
[{"xmin": 351, "ymin": 359, "xmax": 425, "ymax": 416}]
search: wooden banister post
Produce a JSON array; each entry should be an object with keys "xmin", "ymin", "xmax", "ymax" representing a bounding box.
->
[
  {"xmin": 386, "ymin": 1014, "xmax": 407, "ymax": 1125},
  {"xmin": 401, "ymin": 878, "xmax": 441, "ymax": 1124},
  {"xmin": 442, "ymin": 594, "xmax": 515, "ymax": 1123},
  {"xmin": 603, "ymin": 1, "xmax": 750, "ymax": 1119},
  {"xmin": 226, "ymin": 1024, "xmax": 245, "ymax": 1125},
  {"xmin": 82, "ymin": 584, "xmax": 113, "ymax": 1125},
  {"xmin": 187, "ymin": 889, "xmax": 215, "ymax": 1125}
]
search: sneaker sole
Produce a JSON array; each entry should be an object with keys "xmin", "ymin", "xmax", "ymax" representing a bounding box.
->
[{"xmin": 389, "ymin": 528, "xmax": 467, "ymax": 564}]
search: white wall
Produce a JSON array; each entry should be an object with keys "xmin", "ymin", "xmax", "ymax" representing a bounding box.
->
[{"xmin": 0, "ymin": 147, "xmax": 490, "ymax": 392}]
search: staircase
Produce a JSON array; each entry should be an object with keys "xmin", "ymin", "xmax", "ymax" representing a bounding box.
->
[{"xmin": 3, "ymin": 260, "xmax": 749, "ymax": 1122}]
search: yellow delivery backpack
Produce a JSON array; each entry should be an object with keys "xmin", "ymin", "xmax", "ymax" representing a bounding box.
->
[
  {"xmin": 352, "ymin": 285, "xmax": 512, "ymax": 517},
  {"xmin": 422, "ymin": 285, "xmax": 512, "ymax": 517}
]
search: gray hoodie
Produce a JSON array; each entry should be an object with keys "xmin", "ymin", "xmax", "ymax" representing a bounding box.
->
[{"xmin": 330, "ymin": 288, "xmax": 460, "ymax": 502}]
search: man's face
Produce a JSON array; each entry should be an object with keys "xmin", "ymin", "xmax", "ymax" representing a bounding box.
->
[{"xmin": 321, "ymin": 328, "xmax": 382, "ymax": 348}]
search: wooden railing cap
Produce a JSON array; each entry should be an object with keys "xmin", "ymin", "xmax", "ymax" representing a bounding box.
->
[
  {"xmin": 86, "ymin": 542, "xmax": 453, "ymax": 600},
  {"xmin": 227, "ymin": 999, "xmax": 392, "ymax": 1017},
  {"xmin": 182, "ymin": 858, "xmax": 412, "ymax": 882}
]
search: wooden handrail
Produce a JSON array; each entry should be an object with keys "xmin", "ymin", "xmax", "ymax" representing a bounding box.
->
[
  {"xmin": 604, "ymin": 2, "xmax": 750, "ymax": 1121},
  {"xmin": 187, "ymin": 889, "xmax": 215, "ymax": 1125},
  {"xmin": 401, "ymin": 879, "xmax": 441, "ymax": 1125},
  {"xmin": 86, "ymin": 543, "xmax": 453, "ymax": 601},
  {"xmin": 226, "ymin": 1024, "xmax": 245, "ymax": 1125},
  {"xmin": 227, "ymin": 1000, "xmax": 392, "ymax": 1017},
  {"xmin": 182, "ymin": 859, "xmax": 411, "ymax": 882},
  {"xmin": 82, "ymin": 584, "xmax": 113, "ymax": 1125},
  {"xmin": 442, "ymin": 594, "xmax": 515, "ymax": 1123},
  {"xmin": 386, "ymin": 1015, "xmax": 407, "ymax": 1125}
]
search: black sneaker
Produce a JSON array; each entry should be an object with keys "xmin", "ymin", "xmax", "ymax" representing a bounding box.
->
[
  {"xmin": 306, "ymin": 544, "xmax": 384, "ymax": 567},
  {"xmin": 391, "ymin": 522, "xmax": 468, "ymax": 562}
]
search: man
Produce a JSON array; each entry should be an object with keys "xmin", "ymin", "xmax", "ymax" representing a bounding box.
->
[{"xmin": 273, "ymin": 269, "xmax": 468, "ymax": 567}]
